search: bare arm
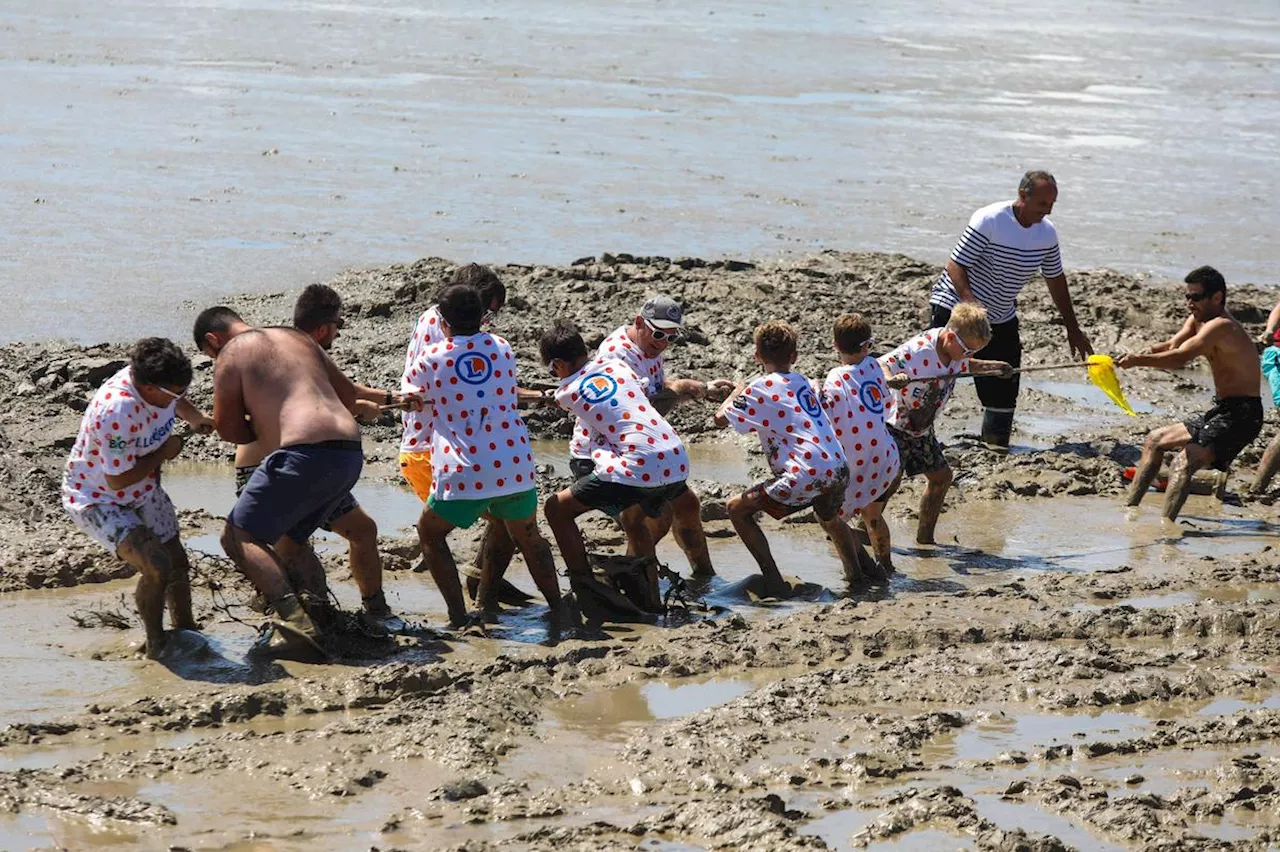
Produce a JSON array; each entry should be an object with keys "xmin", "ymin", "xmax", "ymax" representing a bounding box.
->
[
  {"xmin": 967, "ymin": 358, "xmax": 1014, "ymax": 377},
  {"xmin": 712, "ymin": 383, "xmax": 746, "ymax": 428},
  {"xmin": 211, "ymin": 357, "xmax": 255, "ymax": 445},
  {"xmin": 1263, "ymin": 299, "xmax": 1280, "ymax": 342},
  {"xmin": 104, "ymin": 434, "xmax": 183, "ymax": 489},
  {"xmin": 1119, "ymin": 318, "xmax": 1226, "ymax": 370},
  {"xmin": 175, "ymin": 397, "xmax": 214, "ymax": 434},
  {"xmin": 945, "ymin": 260, "xmax": 977, "ymax": 302},
  {"xmin": 1146, "ymin": 316, "xmax": 1197, "ymax": 354},
  {"xmin": 1045, "ymin": 274, "xmax": 1093, "ymax": 359}
]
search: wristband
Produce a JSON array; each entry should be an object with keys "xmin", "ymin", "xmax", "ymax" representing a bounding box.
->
[{"xmin": 385, "ymin": 390, "xmax": 393, "ymax": 406}]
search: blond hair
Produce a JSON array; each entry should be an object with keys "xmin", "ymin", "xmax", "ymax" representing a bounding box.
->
[
  {"xmin": 946, "ymin": 302, "xmax": 992, "ymax": 348},
  {"xmin": 753, "ymin": 320, "xmax": 798, "ymax": 362}
]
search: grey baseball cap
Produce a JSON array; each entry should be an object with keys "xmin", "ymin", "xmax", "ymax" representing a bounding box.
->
[{"xmin": 640, "ymin": 296, "xmax": 684, "ymax": 330}]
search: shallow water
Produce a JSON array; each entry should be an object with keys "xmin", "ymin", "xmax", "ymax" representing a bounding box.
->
[{"xmin": 4, "ymin": 0, "xmax": 1279, "ymax": 344}]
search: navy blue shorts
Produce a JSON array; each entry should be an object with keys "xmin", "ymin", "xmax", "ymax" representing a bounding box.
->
[
  {"xmin": 236, "ymin": 464, "xmax": 358, "ymax": 531},
  {"xmin": 228, "ymin": 440, "xmax": 363, "ymax": 545}
]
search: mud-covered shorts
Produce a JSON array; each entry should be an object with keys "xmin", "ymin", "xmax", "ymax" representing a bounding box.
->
[
  {"xmin": 1185, "ymin": 396, "xmax": 1264, "ymax": 471},
  {"xmin": 237, "ymin": 463, "xmax": 358, "ymax": 532},
  {"xmin": 572, "ymin": 473, "xmax": 689, "ymax": 519},
  {"xmin": 65, "ymin": 487, "xmax": 180, "ymax": 555},
  {"xmin": 888, "ymin": 425, "xmax": 948, "ymax": 477},
  {"xmin": 748, "ymin": 465, "xmax": 849, "ymax": 522}
]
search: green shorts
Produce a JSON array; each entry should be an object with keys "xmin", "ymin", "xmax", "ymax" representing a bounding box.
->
[{"xmin": 426, "ymin": 488, "xmax": 538, "ymax": 530}]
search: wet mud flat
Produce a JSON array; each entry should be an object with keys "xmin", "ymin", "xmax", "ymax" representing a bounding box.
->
[{"xmin": 0, "ymin": 252, "xmax": 1278, "ymax": 849}]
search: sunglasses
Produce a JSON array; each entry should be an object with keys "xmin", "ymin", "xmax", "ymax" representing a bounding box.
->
[
  {"xmin": 482, "ymin": 308, "xmax": 500, "ymax": 327},
  {"xmin": 855, "ymin": 337, "xmax": 876, "ymax": 350},
  {"xmin": 152, "ymin": 384, "xmax": 188, "ymax": 402},
  {"xmin": 1184, "ymin": 291, "xmax": 1209, "ymax": 302},
  {"xmin": 957, "ymin": 336, "xmax": 981, "ymax": 356},
  {"xmin": 644, "ymin": 320, "xmax": 681, "ymax": 342}
]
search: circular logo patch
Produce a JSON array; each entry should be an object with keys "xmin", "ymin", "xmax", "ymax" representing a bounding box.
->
[
  {"xmin": 858, "ymin": 380, "xmax": 885, "ymax": 414},
  {"xmin": 580, "ymin": 373, "xmax": 619, "ymax": 405},
  {"xmin": 797, "ymin": 386, "xmax": 823, "ymax": 418},
  {"xmin": 455, "ymin": 353, "xmax": 493, "ymax": 385}
]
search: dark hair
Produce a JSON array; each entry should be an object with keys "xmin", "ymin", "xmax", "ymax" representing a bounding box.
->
[
  {"xmin": 539, "ymin": 320, "xmax": 588, "ymax": 365},
  {"xmin": 131, "ymin": 337, "xmax": 193, "ymax": 388},
  {"xmin": 193, "ymin": 306, "xmax": 242, "ymax": 349},
  {"xmin": 293, "ymin": 284, "xmax": 343, "ymax": 332},
  {"xmin": 754, "ymin": 320, "xmax": 798, "ymax": 362},
  {"xmin": 1018, "ymin": 170, "xmax": 1056, "ymax": 195},
  {"xmin": 1185, "ymin": 265, "xmax": 1226, "ymax": 299},
  {"xmin": 449, "ymin": 264, "xmax": 506, "ymax": 310},
  {"xmin": 437, "ymin": 284, "xmax": 484, "ymax": 335},
  {"xmin": 833, "ymin": 313, "xmax": 873, "ymax": 354}
]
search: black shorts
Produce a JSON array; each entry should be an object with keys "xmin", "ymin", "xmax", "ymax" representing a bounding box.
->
[
  {"xmin": 887, "ymin": 425, "xmax": 949, "ymax": 477},
  {"xmin": 1185, "ymin": 396, "xmax": 1264, "ymax": 471},
  {"xmin": 568, "ymin": 456, "xmax": 595, "ymax": 481},
  {"xmin": 930, "ymin": 305, "xmax": 1021, "ymax": 411},
  {"xmin": 236, "ymin": 463, "xmax": 358, "ymax": 532},
  {"xmin": 228, "ymin": 441, "xmax": 363, "ymax": 544},
  {"xmin": 571, "ymin": 473, "xmax": 688, "ymax": 519}
]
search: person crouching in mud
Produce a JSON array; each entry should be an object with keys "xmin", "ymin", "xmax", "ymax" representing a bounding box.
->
[
  {"xmin": 61, "ymin": 338, "xmax": 214, "ymax": 659},
  {"xmin": 714, "ymin": 320, "xmax": 863, "ymax": 598},
  {"xmin": 1119, "ymin": 266, "xmax": 1263, "ymax": 521},
  {"xmin": 196, "ymin": 306, "xmax": 365, "ymax": 659},
  {"xmin": 541, "ymin": 320, "xmax": 709, "ymax": 608}
]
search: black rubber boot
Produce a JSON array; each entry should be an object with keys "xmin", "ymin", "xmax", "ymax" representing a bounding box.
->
[{"xmin": 980, "ymin": 408, "xmax": 1014, "ymax": 449}]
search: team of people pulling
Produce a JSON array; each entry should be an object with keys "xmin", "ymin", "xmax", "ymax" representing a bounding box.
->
[{"xmin": 58, "ymin": 171, "xmax": 1275, "ymax": 660}]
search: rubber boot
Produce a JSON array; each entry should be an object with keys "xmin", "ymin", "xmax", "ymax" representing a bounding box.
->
[{"xmin": 981, "ymin": 408, "xmax": 1014, "ymax": 449}]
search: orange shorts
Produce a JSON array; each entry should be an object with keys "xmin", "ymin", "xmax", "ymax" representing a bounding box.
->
[{"xmin": 399, "ymin": 451, "xmax": 433, "ymax": 502}]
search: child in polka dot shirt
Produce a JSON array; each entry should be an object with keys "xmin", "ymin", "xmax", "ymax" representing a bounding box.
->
[{"xmin": 714, "ymin": 320, "xmax": 865, "ymax": 596}]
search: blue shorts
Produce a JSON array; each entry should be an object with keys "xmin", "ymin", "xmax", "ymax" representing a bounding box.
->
[{"xmin": 228, "ymin": 440, "xmax": 363, "ymax": 545}]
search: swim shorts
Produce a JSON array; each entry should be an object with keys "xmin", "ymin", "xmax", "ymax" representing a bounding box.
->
[
  {"xmin": 228, "ymin": 440, "xmax": 364, "ymax": 545},
  {"xmin": 66, "ymin": 487, "xmax": 180, "ymax": 555},
  {"xmin": 426, "ymin": 487, "xmax": 538, "ymax": 530},
  {"xmin": 236, "ymin": 464, "xmax": 357, "ymax": 532},
  {"xmin": 1184, "ymin": 396, "xmax": 1264, "ymax": 471},
  {"xmin": 747, "ymin": 465, "xmax": 849, "ymax": 522},
  {"xmin": 571, "ymin": 473, "xmax": 689, "ymax": 519},
  {"xmin": 888, "ymin": 425, "xmax": 949, "ymax": 477},
  {"xmin": 399, "ymin": 450, "xmax": 433, "ymax": 502}
]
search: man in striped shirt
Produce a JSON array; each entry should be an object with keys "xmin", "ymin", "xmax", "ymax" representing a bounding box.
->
[{"xmin": 928, "ymin": 171, "xmax": 1093, "ymax": 447}]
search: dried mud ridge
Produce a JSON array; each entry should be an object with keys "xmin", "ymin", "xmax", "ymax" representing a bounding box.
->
[{"xmin": 0, "ymin": 251, "xmax": 1278, "ymax": 849}]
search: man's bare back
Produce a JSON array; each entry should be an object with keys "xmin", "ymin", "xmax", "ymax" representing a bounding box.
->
[
  {"xmin": 213, "ymin": 327, "xmax": 359, "ymax": 450},
  {"xmin": 1181, "ymin": 312, "xmax": 1261, "ymax": 399}
]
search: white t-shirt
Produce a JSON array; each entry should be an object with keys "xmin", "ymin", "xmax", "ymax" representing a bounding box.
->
[
  {"xmin": 822, "ymin": 359, "xmax": 902, "ymax": 517},
  {"xmin": 402, "ymin": 332, "xmax": 535, "ymax": 500},
  {"xmin": 569, "ymin": 325, "xmax": 666, "ymax": 460},
  {"xmin": 727, "ymin": 371, "xmax": 847, "ymax": 506},
  {"xmin": 556, "ymin": 360, "xmax": 688, "ymax": 487},
  {"xmin": 61, "ymin": 367, "xmax": 177, "ymax": 511},
  {"xmin": 929, "ymin": 200, "xmax": 1065, "ymax": 324},
  {"xmin": 399, "ymin": 305, "xmax": 447, "ymax": 454},
  {"xmin": 879, "ymin": 329, "xmax": 970, "ymax": 437}
]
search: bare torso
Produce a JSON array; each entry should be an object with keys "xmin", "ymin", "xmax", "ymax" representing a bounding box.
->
[
  {"xmin": 217, "ymin": 328, "xmax": 359, "ymax": 451},
  {"xmin": 1198, "ymin": 312, "xmax": 1262, "ymax": 398}
]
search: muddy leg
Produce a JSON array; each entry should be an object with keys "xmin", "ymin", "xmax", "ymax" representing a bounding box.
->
[
  {"xmin": 161, "ymin": 537, "xmax": 198, "ymax": 631},
  {"xmin": 543, "ymin": 489, "xmax": 594, "ymax": 580},
  {"xmin": 117, "ymin": 528, "xmax": 172, "ymax": 659},
  {"xmin": 470, "ymin": 518, "xmax": 516, "ymax": 607},
  {"xmin": 416, "ymin": 509, "xmax": 466, "ymax": 627},
  {"xmin": 728, "ymin": 491, "xmax": 786, "ymax": 596},
  {"xmin": 819, "ymin": 515, "xmax": 866, "ymax": 583},
  {"xmin": 327, "ymin": 506, "xmax": 381, "ymax": 600},
  {"xmin": 220, "ymin": 523, "xmax": 294, "ymax": 602},
  {"xmin": 917, "ymin": 464, "xmax": 952, "ymax": 545},
  {"xmin": 1164, "ymin": 444, "xmax": 1212, "ymax": 522},
  {"xmin": 620, "ymin": 506, "xmax": 660, "ymax": 604},
  {"xmin": 504, "ymin": 515, "xmax": 563, "ymax": 612},
  {"xmin": 275, "ymin": 537, "xmax": 330, "ymax": 604},
  {"xmin": 1253, "ymin": 432, "xmax": 1280, "ymax": 493},
  {"xmin": 1128, "ymin": 424, "xmax": 1190, "ymax": 508},
  {"xmin": 860, "ymin": 501, "xmax": 894, "ymax": 571},
  {"xmin": 670, "ymin": 488, "xmax": 715, "ymax": 577}
]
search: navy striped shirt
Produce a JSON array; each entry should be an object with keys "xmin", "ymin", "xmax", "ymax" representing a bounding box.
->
[{"xmin": 929, "ymin": 201, "xmax": 1064, "ymax": 324}]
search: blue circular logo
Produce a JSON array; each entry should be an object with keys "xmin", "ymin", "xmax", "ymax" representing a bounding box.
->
[
  {"xmin": 858, "ymin": 380, "xmax": 885, "ymax": 414},
  {"xmin": 455, "ymin": 353, "xmax": 493, "ymax": 385},
  {"xmin": 580, "ymin": 373, "xmax": 619, "ymax": 405},
  {"xmin": 798, "ymin": 386, "xmax": 823, "ymax": 418}
]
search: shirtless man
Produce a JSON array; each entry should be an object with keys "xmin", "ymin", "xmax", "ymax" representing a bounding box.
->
[
  {"xmin": 195, "ymin": 306, "xmax": 364, "ymax": 656},
  {"xmin": 1119, "ymin": 266, "xmax": 1264, "ymax": 521},
  {"xmin": 61, "ymin": 338, "xmax": 214, "ymax": 658},
  {"xmin": 231, "ymin": 285, "xmax": 403, "ymax": 633},
  {"xmin": 568, "ymin": 296, "xmax": 733, "ymax": 575}
]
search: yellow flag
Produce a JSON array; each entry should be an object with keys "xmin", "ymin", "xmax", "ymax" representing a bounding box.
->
[{"xmin": 1087, "ymin": 355, "xmax": 1137, "ymax": 416}]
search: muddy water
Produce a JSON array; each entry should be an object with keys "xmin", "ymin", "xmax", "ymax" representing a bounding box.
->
[{"xmin": 5, "ymin": 0, "xmax": 1279, "ymax": 344}]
